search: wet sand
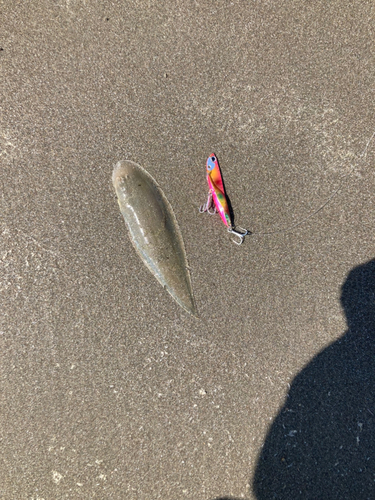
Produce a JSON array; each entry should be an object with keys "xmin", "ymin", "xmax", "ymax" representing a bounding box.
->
[{"xmin": 1, "ymin": 1, "xmax": 375, "ymax": 498}]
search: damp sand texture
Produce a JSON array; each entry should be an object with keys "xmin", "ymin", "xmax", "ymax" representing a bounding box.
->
[{"xmin": 112, "ymin": 160, "xmax": 197, "ymax": 316}]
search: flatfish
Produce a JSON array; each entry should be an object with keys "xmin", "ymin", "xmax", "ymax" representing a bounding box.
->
[{"xmin": 112, "ymin": 160, "xmax": 197, "ymax": 316}]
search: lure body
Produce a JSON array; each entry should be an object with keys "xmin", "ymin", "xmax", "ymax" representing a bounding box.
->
[
  {"xmin": 206, "ymin": 154, "xmax": 232, "ymax": 227},
  {"xmin": 200, "ymin": 154, "xmax": 249, "ymax": 245},
  {"xmin": 113, "ymin": 160, "xmax": 197, "ymax": 316}
]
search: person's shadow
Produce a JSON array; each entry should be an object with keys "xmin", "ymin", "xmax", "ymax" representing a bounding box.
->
[{"xmin": 253, "ymin": 259, "xmax": 375, "ymax": 499}]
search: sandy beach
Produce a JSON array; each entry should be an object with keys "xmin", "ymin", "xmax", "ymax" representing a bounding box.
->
[{"xmin": 1, "ymin": 1, "xmax": 375, "ymax": 498}]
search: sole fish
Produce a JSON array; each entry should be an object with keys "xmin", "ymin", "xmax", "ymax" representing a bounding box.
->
[{"xmin": 112, "ymin": 160, "xmax": 197, "ymax": 316}]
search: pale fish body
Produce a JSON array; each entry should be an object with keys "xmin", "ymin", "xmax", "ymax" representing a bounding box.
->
[{"xmin": 112, "ymin": 160, "xmax": 197, "ymax": 316}]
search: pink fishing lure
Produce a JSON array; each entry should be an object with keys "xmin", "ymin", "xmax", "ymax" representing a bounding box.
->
[{"xmin": 199, "ymin": 154, "xmax": 249, "ymax": 245}]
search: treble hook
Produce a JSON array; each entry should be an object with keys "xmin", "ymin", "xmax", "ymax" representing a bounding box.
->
[
  {"xmin": 227, "ymin": 226, "xmax": 250, "ymax": 245},
  {"xmin": 199, "ymin": 191, "xmax": 217, "ymax": 214}
]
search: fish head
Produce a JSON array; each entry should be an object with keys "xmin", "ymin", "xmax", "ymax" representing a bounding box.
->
[{"xmin": 112, "ymin": 160, "xmax": 147, "ymax": 201}]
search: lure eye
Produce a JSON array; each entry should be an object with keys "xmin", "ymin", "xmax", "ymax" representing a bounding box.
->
[{"xmin": 211, "ymin": 156, "xmax": 216, "ymax": 161}]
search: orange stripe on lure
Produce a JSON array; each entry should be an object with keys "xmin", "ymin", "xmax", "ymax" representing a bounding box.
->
[{"xmin": 199, "ymin": 154, "xmax": 250, "ymax": 245}]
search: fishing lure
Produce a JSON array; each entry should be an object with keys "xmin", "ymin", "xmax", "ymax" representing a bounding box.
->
[
  {"xmin": 113, "ymin": 160, "xmax": 197, "ymax": 316},
  {"xmin": 199, "ymin": 154, "xmax": 249, "ymax": 245}
]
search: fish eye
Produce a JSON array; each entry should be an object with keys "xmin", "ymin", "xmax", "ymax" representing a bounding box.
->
[{"xmin": 211, "ymin": 156, "xmax": 216, "ymax": 161}]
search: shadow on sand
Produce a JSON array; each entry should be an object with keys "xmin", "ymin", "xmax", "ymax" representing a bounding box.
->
[
  {"xmin": 253, "ymin": 259, "xmax": 375, "ymax": 499},
  {"xmin": 213, "ymin": 498, "xmax": 243, "ymax": 500}
]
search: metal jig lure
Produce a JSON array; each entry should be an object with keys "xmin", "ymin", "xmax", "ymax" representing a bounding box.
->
[{"xmin": 199, "ymin": 154, "xmax": 249, "ymax": 245}]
